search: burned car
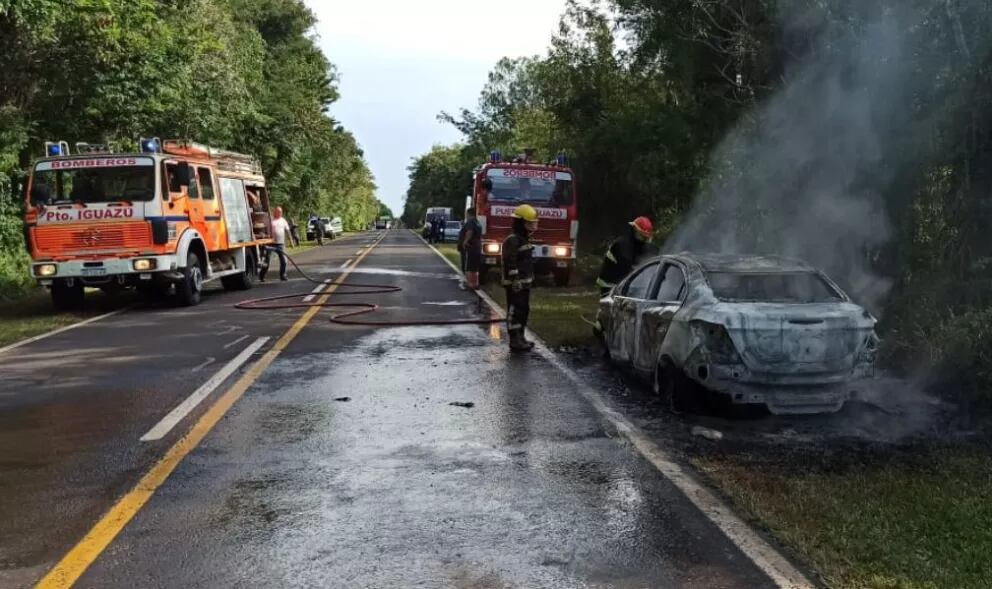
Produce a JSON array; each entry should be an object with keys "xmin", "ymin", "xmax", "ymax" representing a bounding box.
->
[{"xmin": 594, "ymin": 254, "xmax": 878, "ymax": 414}]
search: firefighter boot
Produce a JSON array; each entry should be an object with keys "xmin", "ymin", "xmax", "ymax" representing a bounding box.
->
[{"xmin": 508, "ymin": 330, "xmax": 531, "ymax": 352}]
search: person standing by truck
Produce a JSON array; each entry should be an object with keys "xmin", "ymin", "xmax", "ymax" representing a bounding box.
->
[
  {"xmin": 461, "ymin": 207, "xmax": 483, "ymax": 290},
  {"xmin": 260, "ymin": 207, "xmax": 290, "ymax": 282},
  {"xmin": 502, "ymin": 205, "xmax": 538, "ymax": 351}
]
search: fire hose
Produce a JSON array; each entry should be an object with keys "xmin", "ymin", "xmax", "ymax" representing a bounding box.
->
[{"xmin": 234, "ymin": 247, "xmax": 504, "ymax": 327}]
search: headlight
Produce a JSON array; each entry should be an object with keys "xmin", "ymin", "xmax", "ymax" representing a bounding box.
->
[
  {"xmin": 132, "ymin": 258, "xmax": 157, "ymax": 271},
  {"xmin": 554, "ymin": 246, "xmax": 569, "ymax": 257},
  {"xmin": 691, "ymin": 321, "xmax": 742, "ymax": 365},
  {"xmin": 35, "ymin": 264, "xmax": 57, "ymax": 277},
  {"xmin": 484, "ymin": 243, "xmax": 500, "ymax": 254}
]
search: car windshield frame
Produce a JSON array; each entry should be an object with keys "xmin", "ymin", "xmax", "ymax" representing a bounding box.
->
[
  {"xmin": 704, "ymin": 270, "xmax": 845, "ymax": 304},
  {"xmin": 30, "ymin": 157, "xmax": 157, "ymax": 206}
]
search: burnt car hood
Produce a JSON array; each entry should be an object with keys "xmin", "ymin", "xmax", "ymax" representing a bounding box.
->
[{"xmin": 690, "ymin": 302, "xmax": 875, "ymax": 374}]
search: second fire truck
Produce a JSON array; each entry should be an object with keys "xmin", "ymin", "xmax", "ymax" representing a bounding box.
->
[{"xmin": 469, "ymin": 150, "xmax": 579, "ymax": 286}]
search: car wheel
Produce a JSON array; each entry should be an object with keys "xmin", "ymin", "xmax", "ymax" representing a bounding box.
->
[
  {"xmin": 221, "ymin": 251, "xmax": 256, "ymax": 291},
  {"xmin": 176, "ymin": 252, "xmax": 204, "ymax": 307}
]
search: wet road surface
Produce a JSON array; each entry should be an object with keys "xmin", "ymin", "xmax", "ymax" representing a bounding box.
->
[{"xmin": 1, "ymin": 230, "xmax": 782, "ymax": 588}]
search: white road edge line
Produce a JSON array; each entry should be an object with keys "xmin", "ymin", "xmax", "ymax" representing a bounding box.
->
[
  {"xmin": 223, "ymin": 334, "xmax": 251, "ymax": 349},
  {"xmin": 140, "ymin": 337, "xmax": 270, "ymax": 442},
  {"xmin": 0, "ymin": 305, "xmax": 135, "ymax": 357},
  {"xmin": 419, "ymin": 233, "xmax": 814, "ymax": 589}
]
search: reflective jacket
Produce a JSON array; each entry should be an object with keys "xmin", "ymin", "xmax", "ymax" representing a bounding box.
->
[
  {"xmin": 502, "ymin": 233, "xmax": 534, "ymax": 286},
  {"xmin": 597, "ymin": 231, "xmax": 658, "ymax": 292}
]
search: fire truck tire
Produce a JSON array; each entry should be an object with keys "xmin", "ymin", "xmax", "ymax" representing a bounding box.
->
[
  {"xmin": 221, "ymin": 252, "xmax": 256, "ymax": 291},
  {"xmin": 552, "ymin": 268, "xmax": 571, "ymax": 287},
  {"xmin": 176, "ymin": 252, "xmax": 204, "ymax": 307},
  {"xmin": 52, "ymin": 279, "xmax": 85, "ymax": 311}
]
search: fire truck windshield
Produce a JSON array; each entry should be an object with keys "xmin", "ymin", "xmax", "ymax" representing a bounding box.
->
[
  {"xmin": 31, "ymin": 159, "xmax": 156, "ymax": 206},
  {"xmin": 485, "ymin": 172, "xmax": 574, "ymax": 206}
]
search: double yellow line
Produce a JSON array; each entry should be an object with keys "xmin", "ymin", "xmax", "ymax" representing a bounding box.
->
[{"xmin": 36, "ymin": 235, "xmax": 385, "ymax": 589}]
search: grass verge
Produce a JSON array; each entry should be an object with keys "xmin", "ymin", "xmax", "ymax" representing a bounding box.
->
[
  {"xmin": 694, "ymin": 446, "xmax": 992, "ymax": 589},
  {"xmin": 0, "ymin": 289, "xmax": 137, "ymax": 349},
  {"xmin": 434, "ymin": 243, "xmax": 600, "ymax": 349}
]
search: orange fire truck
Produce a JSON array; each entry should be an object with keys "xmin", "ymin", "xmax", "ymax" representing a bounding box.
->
[
  {"xmin": 470, "ymin": 150, "xmax": 578, "ymax": 286},
  {"xmin": 24, "ymin": 138, "xmax": 275, "ymax": 309}
]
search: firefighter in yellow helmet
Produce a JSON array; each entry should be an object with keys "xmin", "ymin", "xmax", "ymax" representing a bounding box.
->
[{"xmin": 502, "ymin": 204, "xmax": 538, "ymax": 351}]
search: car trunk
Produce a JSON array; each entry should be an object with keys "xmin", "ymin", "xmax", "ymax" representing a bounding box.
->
[{"xmin": 721, "ymin": 303, "xmax": 872, "ymax": 375}]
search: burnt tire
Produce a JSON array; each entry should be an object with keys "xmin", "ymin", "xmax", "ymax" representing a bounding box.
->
[
  {"xmin": 176, "ymin": 252, "xmax": 204, "ymax": 307},
  {"xmin": 51, "ymin": 279, "xmax": 84, "ymax": 311},
  {"xmin": 655, "ymin": 362, "xmax": 701, "ymax": 414},
  {"xmin": 221, "ymin": 252, "xmax": 256, "ymax": 292}
]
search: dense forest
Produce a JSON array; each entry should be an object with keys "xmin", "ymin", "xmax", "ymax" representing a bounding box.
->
[
  {"xmin": 403, "ymin": 0, "xmax": 992, "ymax": 401},
  {"xmin": 0, "ymin": 0, "xmax": 383, "ymax": 300}
]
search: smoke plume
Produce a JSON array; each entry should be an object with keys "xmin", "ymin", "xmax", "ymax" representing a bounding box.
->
[{"xmin": 665, "ymin": 2, "xmax": 944, "ymax": 313}]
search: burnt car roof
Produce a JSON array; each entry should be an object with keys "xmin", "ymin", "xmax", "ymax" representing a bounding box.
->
[{"xmin": 670, "ymin": 253, "xmax": 816, "ymax": 273}]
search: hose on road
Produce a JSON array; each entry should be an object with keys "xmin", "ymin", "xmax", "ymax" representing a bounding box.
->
[{"xmin": 234, "ymin": 246, "xmax": 504, "ymax": 327}]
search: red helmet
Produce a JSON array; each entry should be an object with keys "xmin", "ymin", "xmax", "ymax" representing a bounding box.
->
[{"xmin": 630, "ymin": 216, "xmax": 653, "ymax": 238}]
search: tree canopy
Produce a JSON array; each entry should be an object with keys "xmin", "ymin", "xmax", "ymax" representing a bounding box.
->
[{"xmin": 0, "ymin": 0, "xmax": 384, "ymax": 298}]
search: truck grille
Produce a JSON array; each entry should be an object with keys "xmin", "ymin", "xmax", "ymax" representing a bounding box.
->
[{"xmin": 35, "ymin": 222, "xmax": 151, "ymax": 253}]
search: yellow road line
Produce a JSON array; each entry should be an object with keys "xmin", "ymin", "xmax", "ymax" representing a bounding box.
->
[{"xmin": 35, "ymin": 235, "xmax": 386, "ymax": 589}]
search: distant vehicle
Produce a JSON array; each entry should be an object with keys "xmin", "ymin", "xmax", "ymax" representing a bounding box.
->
[
  {"xmin": 425, "ymin": 207, "xmax": 452, "ymax": 223},
  {"xmin": 306, "ymin": 217, "xmax": 342, "ymax": 241},
  {"xmin": 442, "ymin": 220, "xmax": 461, "ymax": 243},
  {"xmin": 595, "ymin": 253, "xmax": 878, "ymax": 415}
]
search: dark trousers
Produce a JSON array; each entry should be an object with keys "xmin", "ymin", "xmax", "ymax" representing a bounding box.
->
[
  {"xmin": 505, "ymin": 287, "xmax": 531, "ymax": 333},
  {"xmin": 260, "ymin": 243, "xmax": 287, "ymax": 280}
]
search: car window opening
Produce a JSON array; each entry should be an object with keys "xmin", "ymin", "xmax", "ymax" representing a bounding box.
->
[{"xmin": 706, "ymin": 271, "xmax": 843, "ymax": 303}]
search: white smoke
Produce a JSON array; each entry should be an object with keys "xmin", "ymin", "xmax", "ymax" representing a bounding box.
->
[{"xmin": 664, "ymin": 3, "xmax": 929, "ymax": 313}]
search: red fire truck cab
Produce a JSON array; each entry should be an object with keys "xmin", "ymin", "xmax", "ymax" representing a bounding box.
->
[{"xmin": 472, "ymin": 151, "xmax": 578, "ymax": 286}]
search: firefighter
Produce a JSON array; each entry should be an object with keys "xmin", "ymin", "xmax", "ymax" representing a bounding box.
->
[
  {"xmin": 502, "ymin": 204, "xmax": 538, "ymax": 352},
  {"xmin": 596, "ymin": 216, "xmax": 657, "ymax": 296}
]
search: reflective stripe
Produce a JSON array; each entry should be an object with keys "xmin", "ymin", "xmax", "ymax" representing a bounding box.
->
[
  {"xmin": 520, "ymin": 244, "xmax": 535, "ymax": 251},
  {"xmin": 605, "ymin": 250, "xmax": 617, "ymax": 264},
  {"xmin": 508, "ymin": 269, "xmax": 520, "ymax": 276}
]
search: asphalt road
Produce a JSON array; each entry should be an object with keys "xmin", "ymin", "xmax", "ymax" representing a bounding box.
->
[{"xmin": 0, "ymin": 230, "xmax": 783, "ymax": 588}]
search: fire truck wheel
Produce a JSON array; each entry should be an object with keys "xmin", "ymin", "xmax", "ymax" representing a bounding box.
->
[
  {"xmin": 52, "ymin": 279, "xmax": 85, "ymax": 311},
  {"xmin": 221, "ymin": 252, "xmax": 256, "ymax": 291},
  {"xmin": 176, "ymin": 252, "xmax": 204, "ymax": 307}
]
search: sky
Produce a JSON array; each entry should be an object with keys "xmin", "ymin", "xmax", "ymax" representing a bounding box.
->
[{"xmin": 305, "ymin": 0, "xmax": 569, "ymax": 216}]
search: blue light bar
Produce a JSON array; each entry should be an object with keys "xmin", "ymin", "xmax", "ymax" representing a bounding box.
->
[
  {"xmin": 45, "ymin": 141, "xmax": 68, "ymax": 157},
  {"xmin": 557, "ymin": 152, "xmax": 567, "ymax": 166},
  {"xmin": 48, "ymin": 144, "xmax": 61, "ymax": 156},
  {"xmin": 140, "ymin": 137, "xmax": 161, "ymax": 153},
  {"xmin": 490, "ymin": 150, "xmax": 501, "ymax": 163}
]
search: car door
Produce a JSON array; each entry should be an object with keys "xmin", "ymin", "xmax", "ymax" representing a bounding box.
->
[
  {"xmin": 608, "ymin": 261, "xmax": 660, "ymax": 363},
  {"xmin": 635, "ymin": 263, "xmax": 688, "ymax": 371}
]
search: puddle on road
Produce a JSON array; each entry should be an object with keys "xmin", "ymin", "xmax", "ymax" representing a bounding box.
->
[{"xmin": 423, "ymin": 301, "xmax": 469, "ymax": 307}]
